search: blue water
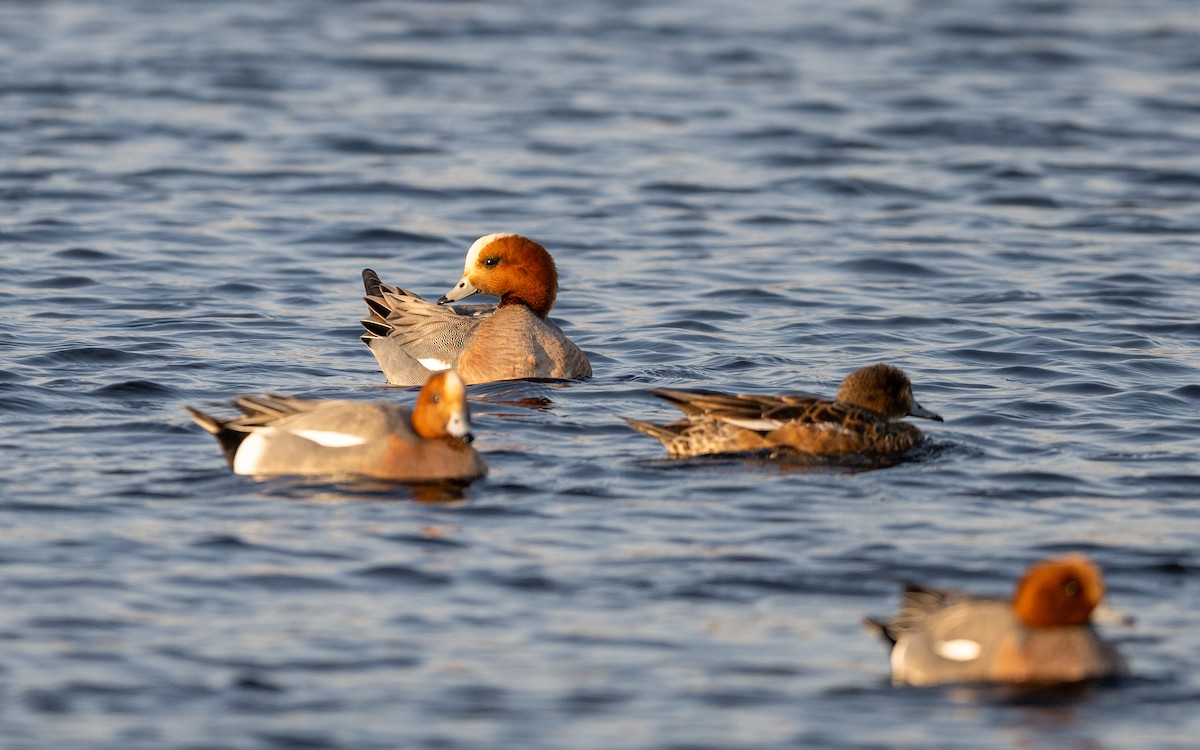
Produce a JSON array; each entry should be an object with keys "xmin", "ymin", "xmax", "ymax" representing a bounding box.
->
[{"xmin": 3, "ymin": 1, "xmax": 1200, "ymax": 748}]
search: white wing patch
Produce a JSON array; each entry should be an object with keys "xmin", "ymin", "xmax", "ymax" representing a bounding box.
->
[
  {"xmin": 418, "ymin": 357, "xmax": 452, "ymax": 372},
  {"xmin": 291, "ymin": 430, "xmax": 367, "ymax": 448},
  {"xmin": 808, "ymin": 421, "xmax": 847, "ymax": 433},
  {"xmin": 720, "ymin": 418, "xmax": 784, "ymax": 431},
  {"xmin": 720, "ymin": 418, "xmax": 848, "ymax": 434},
  {"xmin": 934, "ymin": 639, "xmax": 982, "ymax": 662}
]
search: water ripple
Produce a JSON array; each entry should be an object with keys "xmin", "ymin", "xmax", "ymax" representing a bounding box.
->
[{"xmin": 1, "ymin": 0, "xmax": 1198, "ymax": 747}]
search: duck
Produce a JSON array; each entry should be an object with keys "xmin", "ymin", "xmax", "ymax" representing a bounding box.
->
[
  {"xmin": 360, "ymin": 233, "xmax": 592, "ymax": 386},
  {"xmin": 623, "ymin": 363, "xmax": 942, "ymax": 459},
  {"xmin": 185, "ymin": 370, "xmax": 486, "ymax": 482},
  {"xmin": 864, "ymin": 554, "xmax": 1129, "ymax": 686}
]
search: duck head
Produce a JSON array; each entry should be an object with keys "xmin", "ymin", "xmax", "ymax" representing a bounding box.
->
[
  {"xmin": 411, "ymin": 370, "xmax": 473, "ymax": 442},
  {"xmin": 836, "ymin": 363, "xmax": 943, "ymax": 422},
  {"xmin": 1012, "ymin": 554, "xmax": 1105, "ymax": 628},
  {"xmin": 438, "ymin": 233, "xmax": 559, "ymax": 319}
]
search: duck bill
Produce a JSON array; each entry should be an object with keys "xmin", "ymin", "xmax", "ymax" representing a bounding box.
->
[
  {"xmin": 438, "ymin": 276, "xmax": 478, "ymax": 305},
  {"xmin": 908, "ymin": 401, "xmax": 944, "ymax": 422},
  {"xmin": 1092, "ymin": 601, "xmax": 1135, "ymax": 627}
]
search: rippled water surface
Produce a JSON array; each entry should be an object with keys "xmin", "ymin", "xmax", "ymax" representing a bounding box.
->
[{"xmin": 3, "ymin": 1, "xmax": 1200, "ymax": 748}]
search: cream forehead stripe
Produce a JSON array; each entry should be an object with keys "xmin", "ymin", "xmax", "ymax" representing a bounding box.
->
[
  {"xmin": 439, "ymin": 370, "xmax": 467, "ymax": 400},
  {"xmin": 463, "ymin": 233, "xmax": 520, "ymax": 270}
]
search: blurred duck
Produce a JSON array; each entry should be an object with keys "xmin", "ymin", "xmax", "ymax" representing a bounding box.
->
[
  {"xmin": 186, "ymin": 370, "xmax": 485, "ymax": 482},
  {"xmin": 360, "ymin": 233, "xmax": 592, "ymax": 386},
  {"xmin": 864, "ymin": 554, "xmax": 1129, "ymax": 686},
  {"xmin": 624, "ymin": 363, "xmax": 942, "ymax": 459}
]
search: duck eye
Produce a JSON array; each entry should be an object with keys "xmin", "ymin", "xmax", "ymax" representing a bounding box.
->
[
  {"xmin": 432, "ymin": 394, "xmax": 441, "ymax": 404},
  {"xmin": 483, "ymin": 257, "xmax": 501, "ymax": 268},
  {"xmin": 1063, "ymin": 579, "xmax": 1079, "ymax": 597}
]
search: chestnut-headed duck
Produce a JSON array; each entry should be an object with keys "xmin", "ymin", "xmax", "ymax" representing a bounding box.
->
[
  {"xmin": 360, "ymin": 233, "xmax": 592, "ymax": 386},
  {"xmin": 864, "ymin": 554, "xmax": 1129, "ymax": 686},
  {"xmin": 623, "ymin": 363, "xmax": 942, "ymax": 459},
  {"xmin": 185, "ymin": 370, "xmax": 485, "ymax": 482}
]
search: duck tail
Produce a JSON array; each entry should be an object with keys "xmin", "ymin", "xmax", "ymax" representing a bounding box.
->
[
  {"xmin": 860, "ymin": 616, "xmax": 900, "ymax": 647},
  {"xmin": 362, "ymin": 268, "xmax": 385, "ymax": 296},
  {"xmin": 184, "ymin": 405, "xmax": 223, "ymax": 435},
  {"xmin": 360, "ymin": 270, "xmax": 394, "ymax": 345},
  {"xmin": 622, "ymin": 417, "xmax": 678, "ymax": 447},
  {"xmin": 184, "ymin": 405, "xmax": 246, "ymax": 468}
]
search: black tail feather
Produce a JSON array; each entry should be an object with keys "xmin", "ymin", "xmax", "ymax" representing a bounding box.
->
[
  {"xmin": 184, "ymin": 405, "xmax": 247, "ymax": 469},
  {"xmin": 362, "ymin": 268, "xmax": 384, "ymax": 296}
]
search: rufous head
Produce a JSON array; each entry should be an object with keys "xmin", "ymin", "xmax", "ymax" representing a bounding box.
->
[
  {"xmin": 411, "ymin": 370, "xmax": 473, "ymax": 441},
  {"xmin": 1012, "ymin": 554, "xmax": 1105, "ymax": 628},
  {"xmin": 437, "ymin": 233, "xmax": 559, "ymax": 319},
  {"xmin": 836, "ymin": 363, "xmax": 943, "ymax": 422}
]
